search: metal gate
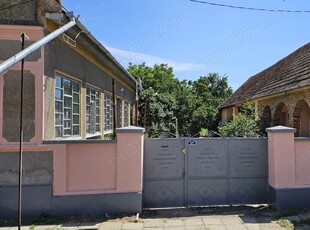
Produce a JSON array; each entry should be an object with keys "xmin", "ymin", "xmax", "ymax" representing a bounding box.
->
[{"xmin": 143, "ymin": 138, "xmax": 268, "ymax": 208}]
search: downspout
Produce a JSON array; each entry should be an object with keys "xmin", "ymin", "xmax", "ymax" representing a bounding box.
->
[
  {"xmin": 0, "ymin": 18, "xmax": 76, "ymax": 74},
  {"xmin": 112, "ymin": 79, "xmax": 117, "ymax": 132}
]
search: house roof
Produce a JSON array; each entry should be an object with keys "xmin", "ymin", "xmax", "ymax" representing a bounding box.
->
[{"xmin": 220, "ymin": 42, "xmax": 310, "ymax": 109}]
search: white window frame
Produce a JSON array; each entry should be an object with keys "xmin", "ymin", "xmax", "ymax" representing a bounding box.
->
[
  {"xmin": 55, "ymin": 74, "xmax": 80, "ymax": 139},
  {"xmin": 86, "ymin": 85, "xmax": 101, "ymax": 138},
  {"xmin": 104, "ymin": 93, "xmax": 113, "ymax": 132}
]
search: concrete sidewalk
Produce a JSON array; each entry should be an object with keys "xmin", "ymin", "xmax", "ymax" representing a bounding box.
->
[{"xmin": 0, "ymin": 214, "xmax": 284, "ymax": 230}]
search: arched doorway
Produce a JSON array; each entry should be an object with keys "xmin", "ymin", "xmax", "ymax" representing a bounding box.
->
[
  {"xmin": 274, "ymin": 102, "xmax": 288, "ymax": 126},
  {"xmin": 262, "ymin": 106, "xmax": 272, "ymax": 129},
  {"xmin": 293, "ymin": 100, "xmax": 310, "ymax": 137}
]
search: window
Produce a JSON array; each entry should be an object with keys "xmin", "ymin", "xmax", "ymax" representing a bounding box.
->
[
  {"xmin": 55, "ymin": 75, "xmax": 80, "ymax": 138},
  {"xmin": 124, "ymin": 101, "xmax": 129, "ymax": 127},
  {"xmin": 104, "ymin": 93, "xmax": 113, "ymax": 131},
  {"xmin": 130, "ymin": 103, "xmax": 135, "ymax": 125},
  {"xmin": 86, "ymin": 86, "xmax": 100, "ymax": 135},
  {"xmin": 116, "ymin": 98, "xmax": 123, "ymax": 128}
]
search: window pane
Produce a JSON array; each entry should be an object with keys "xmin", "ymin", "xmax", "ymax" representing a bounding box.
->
[
  {"xmin": 96, "ymin": 116, "xmax": 99, "ymax": 123},
  {"xmin": 63, "ymin": 79, "xmax": 72, "ymax": 95},
  {"xmin": 64, "ymin": 108, "xmax": 71, "ymax": 119},
  {"xmin": 86, "ymin": 96, "xmax": 90, "ymax": 105},
  {"xmin": 73, "ymin": 125, "xmax": 79, "ymax": 135},
  {"xmin": 64, "ymin": 129, "xmax": 71, "ymax": 136},
  {"xmin": 73, "ymin": 115, "xmax": 79, "ymax": 125},
  {"xmin": 55, "ymin": 101, "xmax": 63, "ymax": 113},
  {"xmin": 86, "ymin": 125, "xmax": 90, "ymax": 133},
  {"xmin": 73, "ymin": 104, "xmax": 79, "ymax": 114},
  {"xmin": 86, "ymin": 115, "xmax": 90, "ymax": 124},
  {"xmin": 73, "ymin": 93, "xmax": 79, "ymax": 103},
  {"xmin": 55, "ymin": 89, "xmax": 63, "ymax": 100},
  {"xmin": 64, "ymin": 97, "xmax": 72, "ymax": 108},
  {"xmin": 55, "ymin": 127, "xmax": 62, "ymax": 137},
  {"xmin": 72, "ymin": 82, "xmax": 79, "ymax": 92},
  {"xmin": 55, "ymin": 114, "xmax": 63, "ymax": 125},
  {"xmin": 64, "ymin": 120, "xmax": 71, "ymax": 128},
  {"xmin": 86, "ymin": 106, "xmax": 90, "ymax": 115},
  {"xmin": 55, "ymin": 76, "xmax": 62, "ymax": 88},
  {"xmin": 96, "ymin": 124, "xmax": 100, "ymax": 132}
]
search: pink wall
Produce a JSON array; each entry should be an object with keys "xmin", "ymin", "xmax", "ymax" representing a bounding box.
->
[
  {"xmin": 295, "ymin": 141, "xmax": 310, "ymax": 186},
  {"xmin": 53, "ymin": 127, "xmax": 145, "ymax": 196},
  {"xmin": 0, "ymin": 25, "xmax": 44, "ymax": 145},
  {"xmin": 267, "ymin": 126, "xmax": 310, "ymax": 189}
]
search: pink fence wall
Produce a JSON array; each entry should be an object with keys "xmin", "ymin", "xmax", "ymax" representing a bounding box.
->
[
  {"xmin": 295, "ymin": 140, "xmax": 310, "ymax": 186},
  {"xmin": 267, "ymin": 126, "xmax": 310, "ymax": 189},
  {"xmin": 53, "ymin": 127, "xmax": 144, "ymax": 196}
]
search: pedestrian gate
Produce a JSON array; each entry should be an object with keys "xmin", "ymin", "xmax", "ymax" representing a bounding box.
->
[{"xmin": 143, "ymin": 138, "xmax": 268, "ymax": 208}]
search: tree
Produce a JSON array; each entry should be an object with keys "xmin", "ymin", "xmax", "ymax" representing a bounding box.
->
[
  {"xmin": 191, "ymin": 73, "xmax": 233, "ymax": 134},
  {"xmin": 128, "ymin": 63, "xmax": 233, "ymax": 137},
  {"xmin": 128, "ymin": 63, "xmax": 180, "ymax": 137}
]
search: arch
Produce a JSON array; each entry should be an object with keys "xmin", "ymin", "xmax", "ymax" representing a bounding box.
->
[
  {"xmin": 293, "ymin": 100, "xmax": 310, "ymax": 137},
  {"xmin": 262, "ymin": 105, "xmax": 272, "ymax": 129},
  {"xmin": 274, "ymin": 102, "xmax": 288, "ymax": 126}
]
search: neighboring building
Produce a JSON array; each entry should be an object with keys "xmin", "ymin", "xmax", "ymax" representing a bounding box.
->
[
  {"xmin": 0, "ymin": 0, "xmax": 141, "ymax": 218},
  {"xmin": 0, "ymin": 0, "xmax": 137, "ymax": 142},
  {"xmin": 220, "ymin": 42, "xmax": 310, "ymax": 137}
]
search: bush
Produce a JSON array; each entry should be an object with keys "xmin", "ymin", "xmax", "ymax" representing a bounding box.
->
[{"xmin": 219, "ymin": 105, "xmax": 263, "ymax": 137}]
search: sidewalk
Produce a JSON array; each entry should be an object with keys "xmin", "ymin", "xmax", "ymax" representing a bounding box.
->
[{"xmin": 0, "ymin": 207, "xmax": 287, "ymax": 230}]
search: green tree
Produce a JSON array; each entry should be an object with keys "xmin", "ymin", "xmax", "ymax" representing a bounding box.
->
[
  {"xmin": 128, "ymin": 63, "xmax": 233, "ymax": 137},
  {"xmin": 191, "ymin": 73, "xmax": 233, "ymax": 134}
]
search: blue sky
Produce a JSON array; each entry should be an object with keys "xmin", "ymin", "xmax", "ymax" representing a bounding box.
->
[{"xmin": 62, "ymin": 0, "xmax": 310, "ymax": 90}]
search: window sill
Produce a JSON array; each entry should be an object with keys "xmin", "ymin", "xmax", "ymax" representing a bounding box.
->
[
  {"xmin": 104, "ymin": 130, "xmax": 113, "ymax": 135},
  {"xmin": 86, "ymin": 133, "xmax": 102, "ymax": 139}
]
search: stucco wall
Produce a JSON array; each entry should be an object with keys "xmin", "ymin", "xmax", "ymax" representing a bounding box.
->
[{"xmin": 0, "ymin": 151, "xmax": 53, "ymax": 186}]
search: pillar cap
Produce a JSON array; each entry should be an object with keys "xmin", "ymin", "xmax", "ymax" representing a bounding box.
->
[
  {"xmin": 266, "ymin": 126, "xmax": 296, "ymax": 133},
  {"xmin": 115, "ymin": 126, "xmax": 145, "ymax": 134}
]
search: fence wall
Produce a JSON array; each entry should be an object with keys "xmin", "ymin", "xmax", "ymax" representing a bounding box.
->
[
  {"xmin": 267, "ymin": 126, "xmax": 310, "ymax": 210},
  {"xmin": 0, "ymin": 126, "xmax": 144, "ymax": 219}
]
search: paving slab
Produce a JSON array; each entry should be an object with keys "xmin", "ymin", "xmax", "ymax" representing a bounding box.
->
[
  {"xmin": 225, "ymin": 223, "xmax": 247, "ymax": 230},
  {"xmin": 143, "ymin": 219, "xmax": 164, "ymax": 228},
  {"xmin": 99, "ymin": 221, "xmax": 122, "ymax": 230},
  {"xmin": 78, "ymin": 222, "xmax": 101, "ymax": 229},
  {"xmin": 183, "ymin": 218, "xmax": 204, "ymax": 226},
  {"xmin": 206, "ymin": 225, "xmax": 226, "ymax": 230},
  {"xmin": 121, "ymin": 222, "xmax": 143, "ymax": 230},
  {"xmin": 164, "ymin": 219, "xmax": 185, "ymax": 228},
  {"xmin": 202, "ymin": 217, "xmax": 223, "ymax": 225},
  {"xmin": 185, "ymin": 225, "xmax": 206, "ymax": 230},
  {"xmin": 221, "ymin": 216, "xmax": 242, "ymax": 225},
  {"xmin": 35, "ymin": 225, "xmax": 58, "ymax": 230}
]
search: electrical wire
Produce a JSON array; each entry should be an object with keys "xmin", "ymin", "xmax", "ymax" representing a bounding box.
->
[
  {"xmin": 189, "ymin": 0, "xmax": 310, "ymax": 13},
  {"xmin": 0, "ymin": 0, "xmax": 35, "ymax": 12}
]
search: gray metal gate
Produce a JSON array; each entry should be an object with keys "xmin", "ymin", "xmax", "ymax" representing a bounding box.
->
[{"xmin": 143, "ymin": 138, "xmax": 268, "ymax": 208}]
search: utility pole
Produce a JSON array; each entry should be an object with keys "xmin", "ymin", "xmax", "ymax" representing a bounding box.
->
[{"xmin": 18, "ymin": 32, "xmax": 26, "ymax": 230}]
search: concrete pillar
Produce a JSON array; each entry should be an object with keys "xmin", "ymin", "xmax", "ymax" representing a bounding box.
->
[{"xmin": 115, "ymin": 126, "xmax": 145, "ymax": 193}]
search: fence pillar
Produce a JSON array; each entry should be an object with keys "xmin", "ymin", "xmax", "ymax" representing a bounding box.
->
[
  {"xmin": 266, "ymin": 125, "xmax": 296, "ymax": 209},
  {"xmin": 115, "ymin": 126, "xmax": 145, "ymax": 193}
]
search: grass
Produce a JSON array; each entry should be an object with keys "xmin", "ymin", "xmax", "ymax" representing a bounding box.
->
[{"xmin": 276, "ymin": 219, "xmax": 294, "ymax": 230}]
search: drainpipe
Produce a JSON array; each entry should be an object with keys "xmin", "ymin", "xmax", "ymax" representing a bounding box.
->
[{"xmin": 0, "ymin": 18, "xmax": 76, "ymax": 74}]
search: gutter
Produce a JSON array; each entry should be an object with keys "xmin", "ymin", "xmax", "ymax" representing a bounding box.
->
[{"xmin": 0, "ymin": 16, "xmax": 76, "ymax": 74}]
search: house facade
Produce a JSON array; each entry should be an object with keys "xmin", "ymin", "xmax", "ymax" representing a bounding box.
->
[
  {"xmin": 220, "ymin": 42, "xmax": 310, "ymax": 137},
  {"xmin": 0, "ymin": 0, "xmax": 137, "ymax": 143},
  {"xmin": 0, "ymin": 0, "xmax": 142, "ymax": 218}
]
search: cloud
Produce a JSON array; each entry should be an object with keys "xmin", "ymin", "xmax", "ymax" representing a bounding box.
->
[{"xmin": 105, "ymin": 45, "xmax": 202, "ymax": 72}]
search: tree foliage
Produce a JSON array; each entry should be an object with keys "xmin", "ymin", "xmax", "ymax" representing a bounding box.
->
[{"xmin": 128, "ymin": 62, "xmax": 233, "ymax": 137}]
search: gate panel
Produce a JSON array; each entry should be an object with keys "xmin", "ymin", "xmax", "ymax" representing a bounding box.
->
[{"xmin": 143, "ymin": 138, "xmax": 185, "ymax": 208}]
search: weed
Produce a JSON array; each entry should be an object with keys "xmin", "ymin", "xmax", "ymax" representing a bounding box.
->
[{"xmin": 276, "ymin": 219, "xmax": 294, "ymax": 230}]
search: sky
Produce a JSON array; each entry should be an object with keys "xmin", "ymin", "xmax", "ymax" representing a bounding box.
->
[{"xmin": 62, "ymin": 0, "xmax": 310, "ymax": 90}]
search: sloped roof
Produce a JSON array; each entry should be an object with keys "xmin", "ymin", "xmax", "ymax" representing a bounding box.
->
[{"xmin": 220, "ymin": 42, "xmax": 310, "ymax": 108}]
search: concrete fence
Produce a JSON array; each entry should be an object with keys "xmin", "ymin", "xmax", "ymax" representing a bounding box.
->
[
  {"xmin": 267, "ymin": 126, "xmax": 310, "ymax": 210},
  {"xmin": 0, "ymin": 126, "xmax": 145, "ymax": 218}
]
